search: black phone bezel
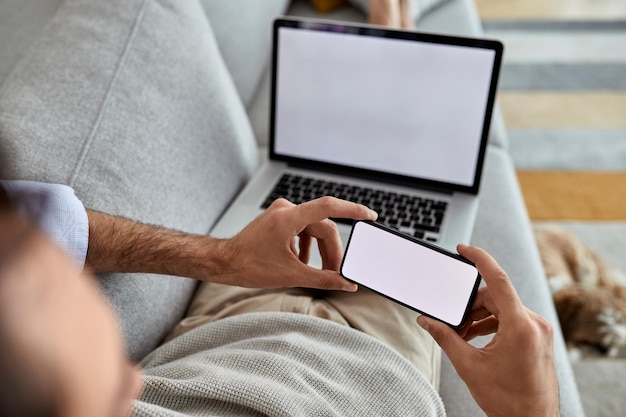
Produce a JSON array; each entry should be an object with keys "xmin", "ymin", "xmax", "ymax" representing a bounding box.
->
[{"xmin": 340, "ymin": 220, "xmax": 482, "ymax": 328}]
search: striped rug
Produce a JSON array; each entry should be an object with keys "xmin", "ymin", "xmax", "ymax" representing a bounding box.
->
[
  {"xmin": 478, "ymin": 0, "xmax": 626, "ymax": 221},
  {"xmin": 476, "ymin": 1, "xmax": 626, "ymax": 415}
]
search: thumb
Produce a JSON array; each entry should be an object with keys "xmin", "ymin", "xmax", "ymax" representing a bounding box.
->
[
  {"xmin": 302, "ymin": 267, "xmax": 358, "ymax": 292},
  {"xmin": 417, "ymin": 315, "xmax": 474, "ymax": 365}
]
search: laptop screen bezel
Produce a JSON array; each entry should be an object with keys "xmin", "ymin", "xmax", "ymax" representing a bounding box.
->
[{"xmin": 269, "ymin": 18, "xmax": 503, "ymax": 195}]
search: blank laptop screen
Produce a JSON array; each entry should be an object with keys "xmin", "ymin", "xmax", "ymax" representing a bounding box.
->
[{"xmin": 273, "ymin": 24, "xmax": 498, "ymax": 188}]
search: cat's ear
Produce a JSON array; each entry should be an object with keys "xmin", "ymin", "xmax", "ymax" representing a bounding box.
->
[
  {"xmin": 535, "ymin": 226, "xmax": 576, "ymax": 287},
  {"xmin": 566, "ymin": 244, "xmax": 599, "ymax": 287}
]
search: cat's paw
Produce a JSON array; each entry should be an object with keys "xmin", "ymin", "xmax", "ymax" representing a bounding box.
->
[{"xmin": 597, "ymin": 308, "xmax": 626, "ymax": 357}]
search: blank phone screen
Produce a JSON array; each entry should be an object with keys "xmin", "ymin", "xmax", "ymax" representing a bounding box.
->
[{"xmin": 341, "ymin": 221, "xmax": 480, "ymax": 327}]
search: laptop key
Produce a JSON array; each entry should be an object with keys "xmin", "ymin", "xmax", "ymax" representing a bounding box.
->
[
  {"xmin": 262, "ymin": 174, "xmax": 446, "ymax": 243},
  {"xmin": 413, "ymin": 230, "xmax": 425, "ymax": 239},
  {"xmin": 414, "ymin": 224, "xmax": 440, "ymax": 233}
]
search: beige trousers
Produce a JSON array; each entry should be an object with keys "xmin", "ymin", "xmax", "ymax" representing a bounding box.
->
[{"xmin": 167, "ymin": 283, "xmax": 441, "ymax": 389}]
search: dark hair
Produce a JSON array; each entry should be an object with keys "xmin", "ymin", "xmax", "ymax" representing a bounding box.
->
[
  {"xmin": 0, "ymin": 216, "xmax": 61, "ymax": 416},
  {"xmin": 0, "ymin": 140, "xmax": 7, "ymax": 179},
  {"xmin": 0, "ymin": 142, "xmax": 9, "ymax": 212}
]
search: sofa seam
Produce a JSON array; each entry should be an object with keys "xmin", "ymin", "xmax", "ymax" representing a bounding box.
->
[{"xmin": 69, "ymin": 0, "xmax": 149, "ymax": 187}]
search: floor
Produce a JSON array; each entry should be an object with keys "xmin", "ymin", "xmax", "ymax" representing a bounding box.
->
[
  {"xmin": 476, "ymin": 0, "xmax": 626, "ymax": 220},
  {"xmin": 476, "ymin": 0, "xmax": 626, "ymax": 20},
  {"xmin": 475, "ymin": 0, "xmax": 626, "ymax": 415}
]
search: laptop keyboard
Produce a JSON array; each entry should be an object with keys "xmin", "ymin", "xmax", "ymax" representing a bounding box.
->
[{"xmin": 261, "ymin": 173, "xmax": 448, "ymax": 242}]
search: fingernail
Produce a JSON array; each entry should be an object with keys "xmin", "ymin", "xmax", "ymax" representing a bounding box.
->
[
  {"xmin": 417, "ymin": 316, "xmax": 429, "ymax": 331},
  {"xmin": 368, "ymin": 209, "xmax": 378, "ymax": 219},
  {"xmin": 344, "ymin": 283, "xmax": 358, "ymax": 292},
  {"xmin": 457, "ymin": 243, "xmax": 470, "ymax": 252}
]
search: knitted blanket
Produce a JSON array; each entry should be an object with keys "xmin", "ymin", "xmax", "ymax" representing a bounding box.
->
[{"xmin": 132, "ymin": 312, "xmax": 445, "ymax": 417}]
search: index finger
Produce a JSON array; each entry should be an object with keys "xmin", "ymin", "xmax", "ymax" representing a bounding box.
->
[
  {"xmin": 292, "ymin": 197, "xmax": 377, "ymax": 230},
  {"xmin": 457, "ymin": 244, "xmax": 524, "ymax": 320}
]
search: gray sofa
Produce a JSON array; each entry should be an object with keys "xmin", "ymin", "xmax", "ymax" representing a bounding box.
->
[{"xmin": 0, "ymin": 0, "xmax": 584, "ymax": 415}]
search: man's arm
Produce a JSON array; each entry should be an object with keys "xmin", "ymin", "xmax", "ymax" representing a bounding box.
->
[
  {"xmin": 86, "ymin": 197, "xmax": 377, "ymax": 291},
  {"xmin": 417, "ymin": 245, "xmax": 561, "ymax": 417},
  {"xmin": 86, "ymin": 209, "xmax": 231, "ymax": 279}
]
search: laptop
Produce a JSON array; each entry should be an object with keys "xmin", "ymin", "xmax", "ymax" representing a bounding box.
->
[{"xmin": 211, "ymin": 17, "xmax": 503, "ymax": 266}]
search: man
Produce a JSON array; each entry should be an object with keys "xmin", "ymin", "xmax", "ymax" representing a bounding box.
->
[{"xmin": 0, "ymin": 171, "xmax": 560, "ymax": 416}]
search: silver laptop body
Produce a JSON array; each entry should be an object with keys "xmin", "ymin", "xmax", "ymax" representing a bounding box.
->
[{"xmin": 212, "ymin": 18, "xmax": 503, "ymax": 266}]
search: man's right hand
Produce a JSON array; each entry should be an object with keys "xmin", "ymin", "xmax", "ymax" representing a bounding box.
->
[
  {"xmin": 219, "ymin": 197, "xmax": 377, "ymax": 291},
  {"xmin": 85, "ymin": 197, "xmax": 376, "ymax": 292},
  {"xmin": 417, "ymin": 244, "xmax": 561, "ymax": 417}
]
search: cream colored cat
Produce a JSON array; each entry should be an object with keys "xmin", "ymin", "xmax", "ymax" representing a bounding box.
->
[{"xmin": 534, "ymin": 226, "xmax": 626, "ymax": 358}]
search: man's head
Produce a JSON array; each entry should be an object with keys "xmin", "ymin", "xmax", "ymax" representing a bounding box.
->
[
  {"xmin": 0, "ymin": 154, "xmax": 141, "ymax": 416},
  {"xmin": 0, "ymin": 217, "xmax": 60, "ymax": 416}
]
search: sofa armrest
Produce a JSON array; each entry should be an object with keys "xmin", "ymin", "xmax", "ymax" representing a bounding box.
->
[{"xmin": 0, "ymin": 0, "xmax": 258, "ymax": 360}]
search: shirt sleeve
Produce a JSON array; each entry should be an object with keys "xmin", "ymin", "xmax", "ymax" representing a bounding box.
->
[{"xmin": 0, "ymin": 180, "xmax": 89, "ymax": 269}]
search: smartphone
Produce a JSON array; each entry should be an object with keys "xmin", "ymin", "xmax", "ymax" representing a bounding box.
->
[{"xmin": 340, "ymin": 221, "xmax": 481, "ymax": 328}]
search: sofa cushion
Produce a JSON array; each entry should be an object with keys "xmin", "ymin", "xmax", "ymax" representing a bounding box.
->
[
  {"xmin": 0, "ymin": 0, "xmax": 64, "ymax": 87},
  {"xmin": 199, "ymin": 0, "xmax": 291, "ymax": 108},
  {"xmin": 0, "ymin": 0, "xmax": 258, "ymax": 360}
]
